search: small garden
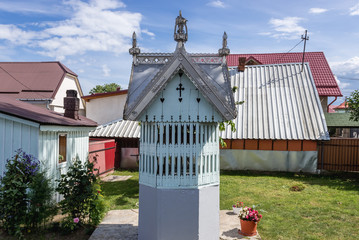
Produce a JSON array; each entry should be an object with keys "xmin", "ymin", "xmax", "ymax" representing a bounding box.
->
[
  {"xmin": 0, "ymin": 150, "xmax": 106, "ymax": 239},
  {"xmin": 1, "ymin": 151, "xmax": 358, "ymax": 240},
  {"xmin": 101, "ymin": 170, "xmax": 359, "ymax": 240}
]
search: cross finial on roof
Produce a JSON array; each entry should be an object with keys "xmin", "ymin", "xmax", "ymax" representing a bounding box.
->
[
  {"xmin": 174, "ymin": 10, "xmax": 188, "ymax": 47},
  {"xmin": 218, "ymin": 31, "xmax": 230, "ymax": 57}
]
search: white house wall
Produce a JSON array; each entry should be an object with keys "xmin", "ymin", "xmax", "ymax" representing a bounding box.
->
[
  {"xmin": 86, "ymin": 94, "xmax": 127, "ymax": 124},
  {"xmin": 0, "ymin": 113, "xmax": 39, "ymax": 176},
  {"xmin": 51, "ymin": 74, "xmax": 85, "ymax": 115},
  {"xmin": 38, "ymin": 129, "xmax": 90, "ymax": 183},
  {"xmin": 221, "ymin": 149, "xmax": 317, "ymax": 173}
]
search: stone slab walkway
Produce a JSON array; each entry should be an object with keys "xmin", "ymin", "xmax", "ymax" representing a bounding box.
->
[
  {"xmin": 101, "ymin": 175, "xmax": 132, "ymax": 182},
  {"xmin": 89, "ymin": 209, "xmax": 261, "ymax": 240}
]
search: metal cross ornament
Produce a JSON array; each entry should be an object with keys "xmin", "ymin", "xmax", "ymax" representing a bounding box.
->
[{"xmin": 176, "ymin": 83, "xmax": 185, "ymax": 102}]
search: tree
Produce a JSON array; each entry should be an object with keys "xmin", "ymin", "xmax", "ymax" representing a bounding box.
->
[
  {"xmin": 347, "ymin": 90, "xmax": 359, "ymax": 121},
  {"xmin": 89, "ymin": 83, "xmax": 120, "ymax": 94}
]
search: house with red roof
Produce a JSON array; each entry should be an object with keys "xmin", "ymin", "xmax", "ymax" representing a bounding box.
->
[
  {"xmin": 0, "ymin": 91, "xmax": 97, "ymax": 199},
  {"xmin": 0, "ymin": 62, "xmax": 86, "ymax": 115},
  {"xmin": 227, "ymin": 52, "xmax": 342, "ymax": 112}
]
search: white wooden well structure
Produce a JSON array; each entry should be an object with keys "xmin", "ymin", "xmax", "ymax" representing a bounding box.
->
[{"xmin": 124, "ymin": 12, "xmax": 237, "ymax": 240}]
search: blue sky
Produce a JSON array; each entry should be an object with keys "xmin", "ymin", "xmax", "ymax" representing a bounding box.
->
[{"xmin": 0, "ymin": 0, "xmax": 358, "ymax": 104}]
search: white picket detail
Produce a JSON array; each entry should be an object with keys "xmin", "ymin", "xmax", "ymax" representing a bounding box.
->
[{"xmin": 139, "ymin": 122, "xmax": 219, "ymax": 189}]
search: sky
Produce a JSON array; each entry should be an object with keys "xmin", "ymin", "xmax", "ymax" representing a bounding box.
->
[{"xmin": 0, "ymin": 0, "xmax": 359, "ymax": 104}]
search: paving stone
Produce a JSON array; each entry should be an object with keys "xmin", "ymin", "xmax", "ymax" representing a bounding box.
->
[
  {"xmin": 90, "ymin": 210, "xmax": 261, "ymax": 240},
  {"xmin": 101, "ymin": 175, "xmax": 132, "ymax": 182}
]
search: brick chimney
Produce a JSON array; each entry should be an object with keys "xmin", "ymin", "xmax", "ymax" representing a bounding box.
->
[
  {"xmin": 237, "ymin": 57, "xmax": 246, "ymax": 72},
  {"xmin": 64, "ymin": 90, "xmax": 79, "ymax": 120}
]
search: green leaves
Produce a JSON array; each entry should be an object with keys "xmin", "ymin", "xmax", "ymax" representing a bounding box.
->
[
  {"xmin": 89, "ymin": 83, "xmax": 121, "ymax": 94},
  {"xmin": 56, "ymin": 157, "xmax": 106, "ymax": 229},
  {"xmin": 347, "ymin": 90, "xmax": 359, "ymax": 122},
  {"xmin": 0, "ymin": 150, "xmax": 55, "ymax": 237}
]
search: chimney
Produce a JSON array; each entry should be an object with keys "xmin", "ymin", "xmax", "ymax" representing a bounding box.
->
[
  {"xmin": 237, "ymin": 57, "xmax": 246, "ymax": 72},
  {"xmin": 64, "ymin": 90, "xmax": 79, "ymax": 120}
]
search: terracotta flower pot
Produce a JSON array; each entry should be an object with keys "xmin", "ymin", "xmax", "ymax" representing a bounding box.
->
[{"xmin": 238, "ymin": 219, "xmax": 258, "ymax": 236}]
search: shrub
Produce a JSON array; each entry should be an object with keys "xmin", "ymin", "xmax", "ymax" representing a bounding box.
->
[
  {"xmin": 56, "ymin": 157, "xmax": 106, "ymax": 230},
  {"xmin": 0, "ymin": 149, "xmax": 56, "ymax": 237}
]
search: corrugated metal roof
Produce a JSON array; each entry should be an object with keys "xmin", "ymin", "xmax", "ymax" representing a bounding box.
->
[
  {"xmin": 227, "ymin": 52, "xmax": 342, "ymax": 97},
  {"xmin": 90, "ymin": 119, "xmax": 140, "ymax": 138},
  {"xmin": 220, "ymin": 63, "xmax": 329, "ymax": 140}
]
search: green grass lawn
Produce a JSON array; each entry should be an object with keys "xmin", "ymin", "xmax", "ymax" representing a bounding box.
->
[{"xmin": 100, "ymin": 170, "xmax": 359, "ymax": 240}]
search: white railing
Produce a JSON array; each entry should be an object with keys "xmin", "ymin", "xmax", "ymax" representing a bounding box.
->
[{"xmin": 139, "ymin": 122, "xmax": 220, "ymax": 188}]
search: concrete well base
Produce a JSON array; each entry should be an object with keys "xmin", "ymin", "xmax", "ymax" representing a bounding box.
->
[{"xmin": 138, "ymin": 184, "xmax": 219, "ymax": 240}]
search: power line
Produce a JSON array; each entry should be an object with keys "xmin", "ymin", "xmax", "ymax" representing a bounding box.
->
[
  {"xmin": 272, "ymin": 39, "xmax": 304, "ymax": 64},
  {"xmin": 336, "ymin": 76, "xmax": 359, "ymax": 81}
]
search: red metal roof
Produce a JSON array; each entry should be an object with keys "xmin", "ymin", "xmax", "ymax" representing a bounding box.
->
[
  {"xmin": 333, "ymin": 101, "xmax": 347, "ymax": 109},
  {"xmin": 227, "ymin": 52, "xmax": 342, "ymax": 97},
  {"xmin": 0, "ymin": 62, "xmax": 77, "ymax": 100},
  {"xmin": 0, "ymin": 96, "xmax": 97, "ymax": 127}
]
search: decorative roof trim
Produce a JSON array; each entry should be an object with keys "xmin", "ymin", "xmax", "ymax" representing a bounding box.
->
[{"xmin": 124, "ymin": 47, "xmax": 237, "ymax": 121}]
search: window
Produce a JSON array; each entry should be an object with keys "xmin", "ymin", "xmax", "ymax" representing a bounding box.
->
[{"xmin": 59, "ymin": 134, "xmax": 67, "ymax": 163}]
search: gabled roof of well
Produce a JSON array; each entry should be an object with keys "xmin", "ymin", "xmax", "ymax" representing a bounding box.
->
[{"xmin": 123, "ymin": 13, "xmax": 236, "ymax": 121}]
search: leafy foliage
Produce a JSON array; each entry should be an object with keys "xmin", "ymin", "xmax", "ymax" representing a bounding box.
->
[
  {"xmin": 0, "ymin": 149, "xmax": 55, "ymax": 237},
  {"xmin": 56, "ymin": 157, "xmax": 106, "ymax": 231},
  {"xmin": 346, "ymin": 90, "xmax": 359, "ymax": 121},
  {"xmin": 89, "ymin": 83, "xmax": 120, "ymax": 94}
]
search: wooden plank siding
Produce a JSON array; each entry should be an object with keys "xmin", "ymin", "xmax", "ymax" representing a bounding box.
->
[
  {"xmin": 318, "ymin": 138, "xmax": 359, "ymax": 172},
  {"xmin": 221, "ymin": 139, "xmax": 317, "ymax": 151}
]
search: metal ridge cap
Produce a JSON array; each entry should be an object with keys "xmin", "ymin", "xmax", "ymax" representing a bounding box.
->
[{"xmin": 138, "ymin": 53, "xmax": 173, "ymax": 56}]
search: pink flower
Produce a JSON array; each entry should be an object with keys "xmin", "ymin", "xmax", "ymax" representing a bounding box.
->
[
  {"xmin": 259, "ymin": 214, "xmax": 262, "ymax": 218},
  {"xmin": 73, "ymin": 217, "xmax": 79, "ymax": 223}
]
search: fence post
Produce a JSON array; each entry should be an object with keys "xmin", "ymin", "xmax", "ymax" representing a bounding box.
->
[{"xmin": 321, "ymin": 141, "xmax": 324, "ymax": 172}]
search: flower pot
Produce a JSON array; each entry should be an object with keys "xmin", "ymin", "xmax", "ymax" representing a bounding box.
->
[
  {"xmin": 239, "ymin": 219, "xmax": 257, "ymax": 236},
  {"xmin": 232, "ymin": 206, "xmax": 242, "ymax": 215}
]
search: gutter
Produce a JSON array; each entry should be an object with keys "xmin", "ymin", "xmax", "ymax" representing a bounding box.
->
[{"xmin": 327, "ymin": 97, "xmax": 337, "ymax": 113}]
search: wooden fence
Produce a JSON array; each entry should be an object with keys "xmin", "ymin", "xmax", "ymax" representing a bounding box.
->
[{"xmin": 318, "ymin": 138, "xmax": 359, "ymax": 172}]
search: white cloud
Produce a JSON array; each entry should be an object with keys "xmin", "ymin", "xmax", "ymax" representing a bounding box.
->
[
  {"xmin": 308, "ymin": 8, "xmax": 328, "ymax": 14},
  {"xmin": 102, "ymin": 64, "xmax": 111, "ymax": 77},
  {"xmin": 350, "ymin": 3, "xmax": 359, "ymax": 15},
  {"xmin": 142, "ymin": 29, "xmax": 155, "ymax": 37},
  {"xmin": 268, "ymin": 17, "xmax": 305, "ymax": 39},
  {"xmin": 331, "ymin": 56, "xmax": 359, "ymax": 76},
  {"xmin": 0, "ymin": 1, "xmax": 60, "ymax": 14},
  {"xmin": 0, "ymin": 24, "xmax": 48, "ymax": 45},
  {"xmin": 207, "ymin": 1, "xmax": 226, "ymax": 8},
  {"xmin": 0, "ymin": 0, "xmax": 143, "ymax": 60},
  {"xmin": 335, "ymin": 76, "xmax": 350, "ymax": 90}
]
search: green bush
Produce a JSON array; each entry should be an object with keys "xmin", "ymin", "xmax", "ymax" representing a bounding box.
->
[
  {"xmin": 56, "ymin": 157, "xmax": 106, "ymax": 230},
  {"xmin": 0, "ymin": 149, "xmax": 56, "ymax": 237}
]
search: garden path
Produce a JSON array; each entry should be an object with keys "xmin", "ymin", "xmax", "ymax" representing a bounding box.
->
[{"xmin": 89, "ymin": 209, "xmax": 261, "ymax": 240}]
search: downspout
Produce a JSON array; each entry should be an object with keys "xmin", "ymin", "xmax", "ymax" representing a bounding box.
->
[{"xmin": 327, "ymin": 97, "xmax": 337, "ymax": 113}]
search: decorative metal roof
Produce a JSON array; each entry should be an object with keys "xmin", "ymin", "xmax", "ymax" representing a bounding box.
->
[
  {"xmin": 227, "ymin": 52, "xmax": 342, "ymax": 97},
  {"xmin": 220, "ymin": 63, "xmax": 329, "ymax": 140},
  {"xmin": 89, "ymin": 119, "xmax": 140, "ymax": 138},
  {"xmin": 124, "ymin": 13, "xmax": 237, "ymax": 122}
]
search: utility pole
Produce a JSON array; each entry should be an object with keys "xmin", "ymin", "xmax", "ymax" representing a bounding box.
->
[{"xmin": 301, "ymin": 30, "xmax": 309, "ymax": 72}]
